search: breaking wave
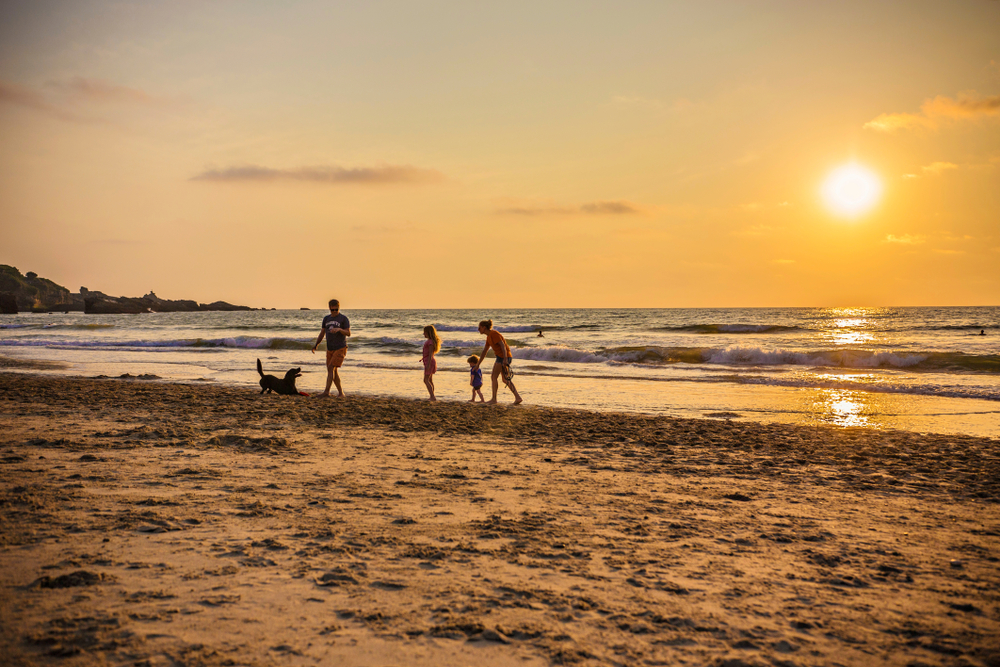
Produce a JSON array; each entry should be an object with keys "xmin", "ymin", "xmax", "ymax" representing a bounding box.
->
[
  {"xmin": 653, "ymin": 323, "xmax": 804, "ymax": 334},
  {"xmin": 511, "ymin": 345, "xmax": 999, "ymax": 373},
  {"xmin": 0, "ymin": 336, "xmax": 313, "ymax": 350}
]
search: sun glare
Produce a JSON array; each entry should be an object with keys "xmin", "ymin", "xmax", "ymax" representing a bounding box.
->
[{"xmin": 821, "ymin": 164, "xmax": 882, "ymax": 218}]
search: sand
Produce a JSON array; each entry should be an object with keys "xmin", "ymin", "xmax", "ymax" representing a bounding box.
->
[{"xmin": 0, "ymin": 371, "xmax": 998, "ymax": 666}]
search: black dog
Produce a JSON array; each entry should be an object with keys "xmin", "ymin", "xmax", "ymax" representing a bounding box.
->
[{"xmin": 256, "ymin": 358, "xmax": 303, "ymax": 395}]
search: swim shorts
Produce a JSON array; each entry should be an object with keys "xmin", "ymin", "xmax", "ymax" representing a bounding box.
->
[{"xmin": 326, "ymin": 347, "xmax": 347, "ymax": 369}]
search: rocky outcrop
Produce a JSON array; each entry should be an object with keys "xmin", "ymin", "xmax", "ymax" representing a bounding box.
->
[
  {"xmin": 0, "ymin": 265, "xmax": 83, "ymax": 312},
  {"xmin": 0, "ymin": 266, "xmax": 258, "ymax": 314},
  {"xmin": 0, "ymin": 292, "xmax": 18, "ymax": 314},
  {"xmin": 82, "ymin": 290, "xmax": 254, "ymax": 314}
]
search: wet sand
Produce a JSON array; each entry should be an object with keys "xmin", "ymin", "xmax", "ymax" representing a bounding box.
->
[{"xmin": 0, "ymin": 371, "xmax": 998, "ymax": 666}]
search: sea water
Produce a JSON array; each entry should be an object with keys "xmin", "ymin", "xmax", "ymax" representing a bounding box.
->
[{"xmin": 1, "ymin": 307, "xmax": 998, "ymax": 438}]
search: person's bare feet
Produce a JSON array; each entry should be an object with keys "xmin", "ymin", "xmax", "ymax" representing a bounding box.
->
[
  {"xmin": 513, "ymin": 398, "xmax": 523, "ymax": 405},
  {"xmin": 316, "ymin": 393, "xmax": 330, "ymax": 398},
  {"xmin": 486, "ymin": 399, "xmax": 497, "ymax": 404},
  {"xmin": 429, "ymin": 397, "xmax": 437, "ymax": 401}
]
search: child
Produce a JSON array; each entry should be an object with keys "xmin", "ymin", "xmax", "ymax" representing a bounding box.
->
[
  {"xmin": 467, "ymin": 355, "xmax": 485, "ymax": 402},
  {"xmin": 421, "ymin": 325, "xmax": 441, "ymax": 401}
]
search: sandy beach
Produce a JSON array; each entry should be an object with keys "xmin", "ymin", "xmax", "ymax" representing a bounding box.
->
[{"xmin": 0, "ymin": 370, "xmax": 998, "ymax": 666}]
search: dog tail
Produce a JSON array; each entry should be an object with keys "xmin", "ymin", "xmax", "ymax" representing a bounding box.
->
[{"xmin": 256, "ymin": 358, "xmax": 264, "ymax": 377}]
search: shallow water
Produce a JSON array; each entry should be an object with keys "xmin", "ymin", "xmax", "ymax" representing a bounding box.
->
[{"xmin": 2, "ymin": 307, "xmax": 998, "ymax": 437}]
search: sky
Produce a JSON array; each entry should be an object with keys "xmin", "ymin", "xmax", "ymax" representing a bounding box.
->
[{"xmin": 1, "ymin": 0, "xmax": 998, "ymax": 309}]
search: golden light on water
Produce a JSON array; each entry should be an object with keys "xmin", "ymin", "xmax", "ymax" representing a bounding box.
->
[
  {"xmin": 817, "ymin": 389, "xmax": 870, "ymax": 429},
  {"xmin": 821, "ymin": 164, "xmax": 882, "ymax": 218}
]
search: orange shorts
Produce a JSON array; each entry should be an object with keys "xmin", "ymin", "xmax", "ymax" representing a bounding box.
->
[{"xmin": 326, "ymin": 347, "xmax": 347, "ymax": 369}]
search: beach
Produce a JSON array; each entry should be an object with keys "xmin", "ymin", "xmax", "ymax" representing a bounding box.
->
[{"xmin": 1, "ymin": 371, "xmax": 998, "ymax": 666}]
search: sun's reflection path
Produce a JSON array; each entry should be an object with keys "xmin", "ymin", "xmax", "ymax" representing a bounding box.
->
[
  {"xmin": 820, "ymin": 307, "xmax": 884, "ymax": 346},
  {"xmin": 815, "ymin": 389, "xmax": 870, "ymax": 428}
]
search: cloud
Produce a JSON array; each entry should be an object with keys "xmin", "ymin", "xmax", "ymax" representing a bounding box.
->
[
  {"xmin": 921, "ymin": 161, "xmax": 959, "ymax": 175},
  {"xmin": 610, "ymin": 96, "xmax": 693, "ymax": 112},
  {"xmin": 884, "ymin": 234, "xmax": 926, "ymax": 245},
  {"xmin": 190, "ymin": 164, "xmax": 445, "ymax": 185},
  {"xmin": 865, "ymin": 91, "xmax": 1000, "ymax": 132},
  {"xmin": 902, "ymin": 162, "xmax": 960, "ymax": 178},
  {"xmin": 580, "ymin": 201, "xmax": 641, "ymax": 215},
  {"xmin": 0, "ymin": 80, "xmax": 91, "ymax": 122},
  {"xmin": 1, "ymin": 77, "xmax": 173, "ymax": 123},
  {"xmin": 47, "ymin": 77, "xmax": 174, "ymax": 106},
  {"xmin": 772, "ymin": 259, "xmax": 795, "ymax": 265},
  {"xmin": 496, "ymin": 200, "xmax": 642, "ymax": 216}
]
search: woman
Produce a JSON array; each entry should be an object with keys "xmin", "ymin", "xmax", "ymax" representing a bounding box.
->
[{"xmin": 474, "ymin": 319, "xmax": 523, "ymax": 405}]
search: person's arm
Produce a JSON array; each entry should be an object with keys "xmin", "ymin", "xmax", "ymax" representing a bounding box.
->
[
  {"xmin": 311, "ymin": 327, "xmax": 326, "ymax": 354},
  {"xmin": 474, "ymin": 342, "xmax": 489, "ymax": 370}
]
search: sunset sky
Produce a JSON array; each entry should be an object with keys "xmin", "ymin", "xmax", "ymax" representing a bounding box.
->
[{"xmin": 1, "ymin": 1, "xmax": 998, "ymax": 309}]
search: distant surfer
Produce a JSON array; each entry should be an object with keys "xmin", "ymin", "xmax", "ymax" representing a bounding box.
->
[{"xmin": 537, "ymin": 329, "xmax": 544, "ymax": 337}]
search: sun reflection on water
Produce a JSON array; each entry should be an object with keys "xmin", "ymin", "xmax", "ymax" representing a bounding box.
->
[{"xmin": 815, "ymin": 389, "xmax": 869, "ymax": 428}]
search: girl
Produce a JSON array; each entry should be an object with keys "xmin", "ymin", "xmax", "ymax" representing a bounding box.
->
[
  {"xmin": 474, "ymin": 319, "xmax": 523, "ymax": 405},
  {"xmin": 421, "ymin": 325, "xmax": 441, "ymax": 401}
]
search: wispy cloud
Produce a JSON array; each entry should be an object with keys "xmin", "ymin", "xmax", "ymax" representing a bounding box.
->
[
  {"xmin": 884, "ymin": 234, "xmax": 926, "ymax": 245},
  {"xmin": 190, "ymin": 164, "xmax": 445, "ymax": 185},
  {"xmin": 902, "ymin": 162, "xmax": 960, "ymax": 179},
  {"xmin": 496, "ymin": 200, "xmax": 642, "ymax": 216},
  {"xmin": 771, "ymin": 259, "xmax": 795, "ymax": 265},
  {"xmin": 922, "ymin": 161, "xmax": 959, "ymax": 175},
  {"xmin": 0, "ymin": 80, "xmax": 92, "ymax": 123},
  {"xmin": 609, "ymin": 95, "xmax": 693, "ymax": 112},
  {"xmin": 865, "ymin": 91, "xmax": 1000, "ymax": 132},
  {"xmin": 1, "ymin": 77, "xmax": 174, "ymax": 123},
  {"xmin": 46, "ymin": 77, "xmax": 175, "ymax": 107}
]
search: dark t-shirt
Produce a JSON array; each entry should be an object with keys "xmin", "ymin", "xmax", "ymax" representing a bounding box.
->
[{"xmin": 321, "ymin": 313, "xmax": 350, "ymax": 351}]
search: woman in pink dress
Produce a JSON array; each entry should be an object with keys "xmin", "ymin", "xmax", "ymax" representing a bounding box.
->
[{"xmin": 421, "ymin": 325, "xmax": 441, "ymax": 401}]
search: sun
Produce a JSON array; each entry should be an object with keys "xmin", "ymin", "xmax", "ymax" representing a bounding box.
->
[{"xmin": 821, "ymin": 163, "xmax": 882, "ymax": 218}]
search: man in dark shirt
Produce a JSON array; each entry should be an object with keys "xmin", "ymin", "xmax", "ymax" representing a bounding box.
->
[{"xmin": 312, "ymin": 299, "xmax": 351, "ymax": 397}]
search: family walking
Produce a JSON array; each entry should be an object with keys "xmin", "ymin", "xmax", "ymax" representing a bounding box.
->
[
  {"xmin": 421, "ymin": 319, "xmax": 522, "ymax": 404},
  {"xmin": 312, "ymin": 300, "xmax": 522, "ymax": 404}
]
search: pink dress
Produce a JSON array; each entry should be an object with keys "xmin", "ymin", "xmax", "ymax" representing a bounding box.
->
[{"xmin": 422, "ymin": 339, "xmax": 437, "ymax": 374}]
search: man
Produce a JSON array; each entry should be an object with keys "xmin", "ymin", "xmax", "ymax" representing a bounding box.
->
[{"xmin": 312, "ymin": 299, "xmax": 351, "ymax": 397}]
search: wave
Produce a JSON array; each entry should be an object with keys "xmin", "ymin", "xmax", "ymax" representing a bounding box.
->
[
  {"xmin": 511, "ymin": 344, "xmax": 999, "ymax": 374},
  {"xmin": 653, "ymin": 323, "xmax": 803, "ymax": 334},
  {"xmin": 0, "ymin": 336, "xmax": 314, "ymax": 350},
  {"xmin": 731, "ymin": 375, "xmax": 1000, "ymax": 402},
  {"xmin": 41, "ymin": 323, "xmax": 116, "ymax": 330},
  {"xmin": 0, "ymin": 324, "xmax": 30, "ymax": 329},
  {"xmin": 432, "ymin": 324, "xmax": 539, "ymax": 333}
]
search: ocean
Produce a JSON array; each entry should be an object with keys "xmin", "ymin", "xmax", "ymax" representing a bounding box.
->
[{"xmin": 1, "ymin": 307, "xmax": 998, "ymax": 438}]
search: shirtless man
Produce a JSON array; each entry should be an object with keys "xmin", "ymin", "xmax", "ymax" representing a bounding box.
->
[{"xmin": 312, "ymin": 299, "xmax": 351, "ymax": 397}]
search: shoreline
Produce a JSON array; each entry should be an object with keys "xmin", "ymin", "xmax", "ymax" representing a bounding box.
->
[{"xmin": 1, "ymin": 371, "xmax": 999, "ymax": 665}]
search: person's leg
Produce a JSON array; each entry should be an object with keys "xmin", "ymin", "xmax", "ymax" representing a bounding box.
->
[
  {"xmin": 428, "ymin": 375, "xmax": 436, "ymax": 400},
  {"xmin": 469, "ymin": 387, "xmax": 475, "ymax": 402},
  {"xmin": 508, "ymin": 379, "xmax": 522, "ymax": 405},
  {"xmin": 321, "ymin": 353, "xmax": 334, "ymax": 397},
  {"xmin": 487, "ymin": 362, "xmax": 500, "ymax": 403},
  {"xmin": 332, "ymin": 368, "xmax": 344, "ymax": 397}
]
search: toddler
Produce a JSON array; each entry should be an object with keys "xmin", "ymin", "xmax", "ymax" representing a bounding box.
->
[{"xmin": 467, "ymin": 355, "xmax": 485, "ymax": 402}]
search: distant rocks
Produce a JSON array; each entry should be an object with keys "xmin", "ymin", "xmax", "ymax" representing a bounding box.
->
[
  {"xmin": 0, "ymin": 292, "xmax": 17, "ymax": 315},
  {"xmin": 0, "ymin": 265, "xmax": 259, "ymax": 314}
]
